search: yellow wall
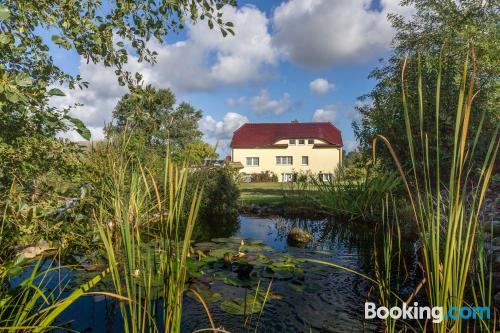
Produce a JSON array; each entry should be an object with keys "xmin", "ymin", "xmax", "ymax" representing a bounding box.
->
[{"xmin": 232, "ymin": 138, "xmax": 342, "ymax": 181}]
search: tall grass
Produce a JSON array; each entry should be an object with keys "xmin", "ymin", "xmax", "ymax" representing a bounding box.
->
[
  {"xmin": 95, "ymin": 142, "xmax": 203, "ymax": 333},
  {"xmin": 373, "ymin": 48, "xmax": 499, "ymax": 332},
  {"xmin": 312, "ymin": 167, "xmax": 401, "ymax": 221}
]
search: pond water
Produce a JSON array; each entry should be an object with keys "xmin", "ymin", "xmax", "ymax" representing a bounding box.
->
[
  {"xmin": 25, "ymin": 214, "xmax": 420, "ymax": 332},
  {"xmin": 182, "ymin": 215, "xmax": 420, "ymax": 333}
]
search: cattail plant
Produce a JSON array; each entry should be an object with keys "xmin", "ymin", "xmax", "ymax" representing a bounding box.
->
[{"xmin": 373, "ymin": 47, "xmax": 499, "ymax": 332}]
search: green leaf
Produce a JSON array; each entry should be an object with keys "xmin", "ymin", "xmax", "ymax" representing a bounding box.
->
[
  {"xmin": 186, "ymin": 285, "xmax": 222, "ymax": 303},
  {"xmin": 35, "ymin": 269, "xmax": 110, "ymax": 331},
  {"xmin": 220, "ymin": 297, "xmax": 261, "ymax": 315},
  {"xmin": 48, "ymin": 88, "xmax": 66, "ymax": 96},
  {"xmin": 0, "ymin": 6, "xmax": 10, "ymax": 20},
  {"xmin": 51, "ymin": 35, "xmax": 61, "ymax": 43},
  {"xmin": 0, "ymin": 33, "xmax": 10, "ymax": 44},
  {"xmin": 66, "ymin": 116, "xmax": 91, "ymax": 140},
  {"xmin": 15, "ymin": 74, "xmax": 33, "ymax": 87}
]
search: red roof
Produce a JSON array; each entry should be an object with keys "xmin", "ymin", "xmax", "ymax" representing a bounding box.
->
[{"xmin": 230, "ymin": 122, "xmax": 343, "ymax": 148}]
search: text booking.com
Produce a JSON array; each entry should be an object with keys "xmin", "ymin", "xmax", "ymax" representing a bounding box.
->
[{"xmin": 365, "ymin": 302, "xmax": 490, "ymax": 323}]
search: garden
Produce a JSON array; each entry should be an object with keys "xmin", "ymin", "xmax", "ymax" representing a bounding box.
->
[{"xmin": 0, "ymin": 0, "xmax": 498, "ymax": 332}]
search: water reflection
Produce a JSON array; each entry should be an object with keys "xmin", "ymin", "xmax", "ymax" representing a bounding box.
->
[
  {"xmin": 30, "ymin": 214, "xmax": 419, "ymax": 333},
  {"xmin": 182, "ymin": 214, "xmax": 420, "ymax": 333}
]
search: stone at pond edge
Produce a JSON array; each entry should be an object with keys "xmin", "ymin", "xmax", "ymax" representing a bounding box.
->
[
  {"xmin": 17, "ymin": 239, "xmax": 55, "ymax": 259},
  {"xmin": 287, "ymin": 227, "xmax": 313, "ymax": 247}
]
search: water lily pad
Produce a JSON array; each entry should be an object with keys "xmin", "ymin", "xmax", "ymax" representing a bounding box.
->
[
  {"xmin": 224, "ymin": 275, "xmax": 255, "ymax": 287},
  {"xmin": 213, "ymin": 271, "xmax": 231, "ymax": 281},
  {"xmin": 261, "ymin": 269, "xmax": 293, "ymax": 280},
  {"xmin": 220, "ymin": 297, "xmax": 261, "ymax": 315},
  {"xmin": 209, "ymin": 248, "xmax": 235, "ymax": 258},
  {"xmin": 211, "ymin": 238, "xmax": 231, "ymax": 243},
  {"xmin": 194, "ymin": 242, "xmax": 218, "ymax": 252},
  {"xmin": 186, "ymin": 285, "xmax": 222, "ymax": 303},
  {"xmin": 229, "ymin": 236, "xmax": 244, "ymax": 243},
  {"xmin": 247, "ymin": 239, "xmax": 264, "ymax": 245}
]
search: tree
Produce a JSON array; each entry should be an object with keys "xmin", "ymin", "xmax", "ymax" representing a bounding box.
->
[
  {"xmin": 0, "ymin": 0, "xmax": 234, "ymax": 188},
  {"xmin": 107, "ymin": 85, "xmax": 216, "ymax": 164},
  {"xmin": 353, "ymin": 0, "xmax": 499, "ymax": 180}
]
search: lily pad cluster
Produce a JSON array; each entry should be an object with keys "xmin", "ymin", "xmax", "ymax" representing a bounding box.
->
[{"xmin": 186, "ymin": 236, "xmax": 333, "ymax": 315}]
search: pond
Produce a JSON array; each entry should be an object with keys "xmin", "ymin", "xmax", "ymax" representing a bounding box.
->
[{"xmin": 26, "ymin": 214, "xmax": 421, "ymax": 332}]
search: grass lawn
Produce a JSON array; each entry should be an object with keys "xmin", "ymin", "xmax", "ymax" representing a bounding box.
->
[{"xmin": 238, "ymin": 182, "xmax": 317, "ymax": 207}]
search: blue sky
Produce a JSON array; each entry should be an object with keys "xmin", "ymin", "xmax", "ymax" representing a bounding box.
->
[{"xmin": 50, "ymin": 0, "xmax": 414, "ymax": 155}]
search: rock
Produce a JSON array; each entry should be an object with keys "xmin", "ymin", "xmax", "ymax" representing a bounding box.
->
[
  {"xmin": 287, "ymin": 227, "xmax": 313, "ymax": 247},
  {"xmin": 18, "ymin": 239, "xmax": 55, "ymax": 259}
]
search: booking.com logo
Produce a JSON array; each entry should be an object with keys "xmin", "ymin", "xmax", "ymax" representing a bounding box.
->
[{"xmin": 365, "ymin": 302, "xmax": 490, "ymax": 323}]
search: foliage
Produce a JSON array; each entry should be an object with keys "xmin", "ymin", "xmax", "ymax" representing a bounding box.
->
[
  {"xmin": 0, "ymin": 136, "xmax": 84, "ymax": 190},
  {"xmin": 342, "ymin": 149, "xmax": 369, "ymax": 180},
  {"xmin": 0, "ymin": 0, "xmax": 234, "ymax": 194},
  {"xmin": 96, "ymin": 144, "xmax": 203, "ymax": 333},
  {"xmin": 106, "ymin": 85, "xmax": 216, "ymax": 164},
  {"xmin": 0, "ymin": 0, "xmax": 234, "ymax": 107},
  {"xmin": 372, "ymin": 49, "xmax": 498, "ymax": 332},
  {"xmin": 191, "ymin": 167, "xmax": 240, "ymax": 241},
  {"xmin": 0, "ymin": 256, "xmax": 107, "ymax": 332},
  {"xmin": 311, "ymin": 167, "xmax": 402, "ymax": 221},
  {"xmin": 354, "ymin": 0, "xmax": 499, "ymax": 180},
  {"xmin": 249, "ymin": 171, "xmax": 278, "ymax": 183}
]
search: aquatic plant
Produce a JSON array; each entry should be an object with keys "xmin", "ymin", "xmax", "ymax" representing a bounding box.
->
[
  {"xmin": 311, "ymin": 167, "xmax": 401, "ymax": 221},
  {"xmin": 95, "ymin": 143, "xmax": 203, "ymax": 333},
  {"xmin": 373, "ymin": 48, "xmax": 499, "ymax": 332},
  {"xmin": 0, "ymin": 256, "xmax": 108, "ymax": 332}
]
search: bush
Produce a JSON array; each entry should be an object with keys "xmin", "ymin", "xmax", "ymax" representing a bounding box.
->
[
  {"xmin": 190, "ymin": 167, "xmax": 240, "ymax": 241},
  {"xmin": 251, "ymin": 171, "xmax": 278, "ymax": 182}
]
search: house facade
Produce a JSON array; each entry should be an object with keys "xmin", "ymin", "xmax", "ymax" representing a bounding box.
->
[{"xmin": 230, "ymin": 122, "xmax": 343, "ymax": 182}]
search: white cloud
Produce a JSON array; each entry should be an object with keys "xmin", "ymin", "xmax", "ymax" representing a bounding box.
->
[
  {"xmin": 226, "ymin": 96, "xmax": 246, "ymax": 107},
  {"xmin": 250, "ymin": 89, "xmax": 291, "ymax": 115},
  {"xmin": 312, "ymin": 104, "xmax": 339, "ymax": 122},
  {"xmin": 51, "ymin": 5, "xmax": 276, "ymax": 141},
  {"xmin": 309, "ymin": 78, "xmax": 335, "ymax": 94},
  {"xmin": 199, "ymin": 112, "xmax": 249, "ymax": 140},
  {"xmin": 272, "ymin": 0, "xmax": 414, "ymax": 68}
]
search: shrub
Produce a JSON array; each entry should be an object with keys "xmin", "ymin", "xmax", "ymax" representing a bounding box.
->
[{"xmin": 190, "ymin": 167, "xmax": 240, "ymax": 241}]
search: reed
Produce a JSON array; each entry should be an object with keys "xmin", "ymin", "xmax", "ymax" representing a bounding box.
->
[
  {"xmin": 311, "ymin": 167, "xmax": 401, "ymax": 221},
  {"xmin": 95, "ymin": 140, "xmax": 203, "ymax": 333},
  {"xmin": 373, "ymin": 48, "xmax": 499, "ymax": 332}
]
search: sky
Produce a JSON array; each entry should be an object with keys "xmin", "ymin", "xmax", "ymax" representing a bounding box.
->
[{"xmin": 50, "ymin": 0, "xmax": 415, "ymax": 155}]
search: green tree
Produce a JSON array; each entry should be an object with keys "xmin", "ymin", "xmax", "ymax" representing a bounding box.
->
[
  {"xmin": 107, "ymin": 85, "xmax": 216, "ymax": 164},
  {"xmin": 0, "ymin": 0, "xmax": 234, "ymax": 188},
  {"xmin": 353, "ymin": 0, "xmax": 499, "ymax": 180}
]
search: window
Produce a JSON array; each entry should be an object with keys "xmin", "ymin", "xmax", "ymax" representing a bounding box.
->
[
  {"xmin": 319, "ymin": 173, "xmax": 331, "ymax": 182},
  {"xmin": 276, "ymin": 156, "xmax": 293, "ymax": 165},
  {"xmin": 308, "ymin": 139, "xmax": 314, "ymax": 144},
  {"xmin": 298, "ymin": 139, "xmax": 305, "ymax": 145},
  {"xmin": 282, "ymin": 173, "xmax": 293, "ymax": 182},
  {"xmin": 289, "ymin": 139, "xmax": 296, "ymax": 145},
  {"xmin": 246, "ymin": 157, "xmax": 259, "ymax": 166},
  {"xmin": 301, "ymin": 156, "xmax": 309, "ymax": 165}
]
